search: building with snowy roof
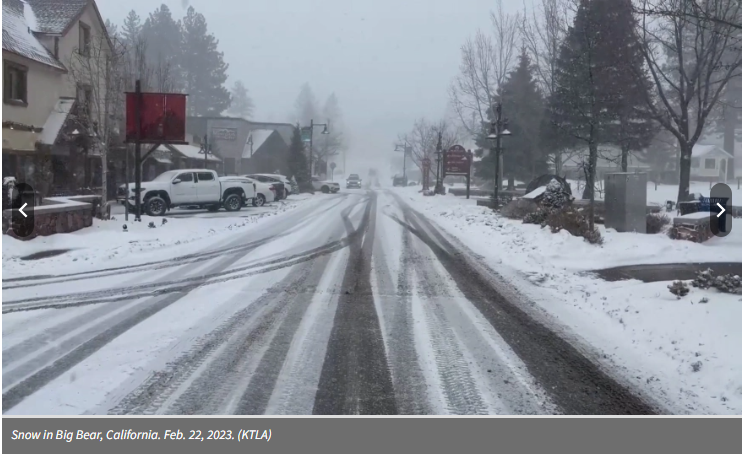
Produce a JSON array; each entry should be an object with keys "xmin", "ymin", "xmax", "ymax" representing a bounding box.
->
[{"xmin": 2, "ymin": 0, "xmax": 111, "ymax": 196}]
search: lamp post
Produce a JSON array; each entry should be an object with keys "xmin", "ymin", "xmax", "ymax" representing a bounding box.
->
[
  {"xmin": 199, "ymin": 134, "xmax": 213, "ymax": 170},
  {"xmin": 435, "ymin": 130, "xmax": 443, "ymax": 194},
  {"xmin": 394, "ymin": 140, "xmax": 411, "ymax": 184},
  {"xmin": 247, "ymin": 134, "xmax": 253, "ymax": 158},
  {"xmin": 306, "ymin": 119, "xmax": 330, "ymax": 177},
  {"xmin": 487, "ymin": 103, "xmax": 511, "ymax": 209}
]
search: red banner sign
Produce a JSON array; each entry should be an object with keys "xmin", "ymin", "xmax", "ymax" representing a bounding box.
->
[
  {"xmin": 126, "ymin": 92, "xmax": 187, "ymax": 144},
  {"xmin": 443, "ymin": 145, "xmax": 471, "ymax": 176}
]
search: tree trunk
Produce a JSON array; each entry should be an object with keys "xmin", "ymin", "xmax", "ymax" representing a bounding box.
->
[
  {"xmin": 101, "ymin": 145, "xmax": 108, "ymax": 203},
  {"xmin": 621, "ymin": 143, "xmax": 629, "ymax": 172},
  {"xmin": 677, "ymin": 140, "xmax": 692, "ymax": 203},
  {"xmin": 554, "ymin": 152, "xmax": 563, "ymax": 176},
  {"xmin": 507, "ymin": 175, "xmax": 515, "ymax": 190},
  {"xmin": 587, "ymin": 140, "xmax": 598, "ymax": 231}
]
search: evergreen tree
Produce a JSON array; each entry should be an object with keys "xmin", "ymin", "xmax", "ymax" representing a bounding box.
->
[
  {"xmin": 141, "ymin": 5, "xmax": 182, "ymax": 88},
  {"xmin": 228, "ymin": 80, "xmax": 254, "ymax": 119},
  {"xmin": 598, "ymin": 0, "xmax": 655, "ymax": 171},
  {"xmin": 499, "ymin": 48, "xmax": 549, "ymax": 187},
  {"xmin": 105, "ymin": 19, "xmax": 118, "ymax": 37},
  {"xmin": 287, "ymin": 127, "xmax": 312, "ymax": 193},
  {"xmin": 294, "ymin": 83, "xmax": 318, "ymax": 125},
  {"xmin": 121, "ymin": 10, "xmax": 141, "ymax": 46},
  {"xmin": 181, "ymin": 6, "xmax": 231, "ymax": 116}
]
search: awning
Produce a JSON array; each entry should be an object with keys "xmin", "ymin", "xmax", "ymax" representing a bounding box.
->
[{"xmin": 2, "ymin": 129, "xmax": 38, "ymax": 152}]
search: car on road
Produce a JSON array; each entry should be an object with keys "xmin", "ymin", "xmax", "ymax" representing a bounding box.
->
[
  {"xmin": 312, "ymin": 177, "xmax": 340, "ymax": 193},
  {"xmin": 118, "ymin": 169, "xmax": 256, "ymax": 216},
  {"xmin": 392, "ymin": 175, "xmax": 408, "ymax": 187},
  {"xmin": 244, "ymin": 174, "xmax": 292, "ymax": 199},
  {"xmin": 228, "ymin": 176, "xmax": 276, "ymax": 207},
  {"xmin": 346, "ymin": 174, "xmax": 362, "ymax": 189}
]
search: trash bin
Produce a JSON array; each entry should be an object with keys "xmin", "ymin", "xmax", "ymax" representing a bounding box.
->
[{"xmin": 678, "ymin": 201, "xmax": 701, "ymax": 215}]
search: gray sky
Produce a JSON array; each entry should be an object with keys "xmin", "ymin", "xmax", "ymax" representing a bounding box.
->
[{"xmin": 98, "ymin": 0, "xmax": 523, "ymax": 169}]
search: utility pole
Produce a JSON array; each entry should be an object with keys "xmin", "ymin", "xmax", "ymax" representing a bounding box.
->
[
  {"xmin": 203, "ymin": 134, "xmax": 209, "ymax": 168},
  {"xmin": 309, "ymin": 119, "xmax": 314, "ymax": 177},
  {"xmin": 435, "ymin": 130, "xmax": 443, "ymax": 194}
]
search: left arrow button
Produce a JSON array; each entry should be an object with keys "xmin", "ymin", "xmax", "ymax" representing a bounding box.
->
[{"xmin": 19, "ymin": 203, "xmax": 28, "ymax": 218}]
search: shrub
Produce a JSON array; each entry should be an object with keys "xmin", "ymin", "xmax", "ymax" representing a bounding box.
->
[
  {"xmin": 646, "ymin": 212, "xmax": 671, "ymax": 234},
  {"xmin": 545, "ymin": 206, "xmax": 604, "ymax": 245},
  {"xmin": 523, "ymin": 209, "xmax": 549, "ymax": 225}
]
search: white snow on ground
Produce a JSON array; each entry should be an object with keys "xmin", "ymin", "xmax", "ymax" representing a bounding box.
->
[
  {"xmin": 1, "ymin": 194, "xmax": 317, "ymax": 279},
  {"xmin": 398, "ymin": 188, "xmax": 742, "ymax": 415}
]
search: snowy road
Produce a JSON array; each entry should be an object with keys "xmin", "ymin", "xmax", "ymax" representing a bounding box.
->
[{"xmin": 2, "ymin": 189, "xmax": 658, "ymax": 415}]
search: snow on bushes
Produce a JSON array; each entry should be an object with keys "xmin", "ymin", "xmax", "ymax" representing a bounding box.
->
[
  {"xmin": 646, "ymin": 212, "xmax": 671, "ymax": 234},
  {"xmin": 521, "ymin": 179, "xmax": 602, "ymax": 244}
]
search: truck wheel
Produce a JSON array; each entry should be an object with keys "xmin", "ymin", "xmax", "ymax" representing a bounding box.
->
[
  {"xmin": 145, "ymin": 196, "xmax": 167, "ymax": 216},
  {"xmin": 321, "ymin": 186, "xmax": 330, "ymax": 193},
  {"xmin": 252, "ymin": 194, "xmax": 266, "ymax": 207},
  {"xmin": 207, "ymin": 204, "xmax": 220, "ymax": 212},
  {"xmin": 224, "ymin": 194, "xmax": 242, "ymax": 212}
]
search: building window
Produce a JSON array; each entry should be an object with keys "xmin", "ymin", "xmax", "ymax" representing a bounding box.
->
[
  {"xmin": 79, "ymin": 22, "xmax": 91, "ymax": 56},
  {"xmin": 3, "ymin": 61, "xmax": 28, "ymax": 106},
  {"xmin": 705, "ymin": 158, "xmax": 716, "ymax": 170},
  {"xmin": 54, "ymin": 37, "xmax": 59, "ymax": 59}
]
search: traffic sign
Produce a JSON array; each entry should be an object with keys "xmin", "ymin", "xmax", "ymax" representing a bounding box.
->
[{"xmin": 330, "ymin": 162, "xmax": 336, "ymax": 169}]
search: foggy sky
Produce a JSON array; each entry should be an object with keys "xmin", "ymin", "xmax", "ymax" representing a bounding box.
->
[{"xmin": 98, "ymin": 0, "xmax": 524, "ymax": 169}]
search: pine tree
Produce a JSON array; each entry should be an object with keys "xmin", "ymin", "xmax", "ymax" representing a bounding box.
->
[
  {"xmin": 228, "ymin": 80, "xmax": 254, "ymax": 119},
  {"xmin": 294, "ymin": 83, "xmax": 318, "ymax": 125},
  {"xmin": 105, "ymin": 19, "xmax": 118, "ymax": 37},
  {"xmin": 499, "ymin": 48, "xmax": 549, "ymax": 187},
  {"xmin": 121, "ymin": 10, "xmax": 141, "ymax": 46},
  {"xmin": 141, "ymin": 4, "xmax": 182, "ymax": 89},
  {"xmin": 287, "ymin": 127, "xmax": 312, "ymax": 193},
  {"xmin": 180, "ymin": 6, "xmax": 231, "ymax": 116},
  {"xmin": 598, "ymin": 0, "xmax": 655, "ymax": 171}
]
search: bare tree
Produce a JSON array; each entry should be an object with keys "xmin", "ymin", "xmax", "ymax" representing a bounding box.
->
[
  {"xmin": 450, "ymin": 0, "xmax": 520, "ymax": 136},
  {"xmin": 521, "ymin": 0, "xmax": 577, "ymax": 174},
  {"xmin": 637, "ymin": 0, "xmax": 742, "ymax": 202},
  {"xmin": 402, "ymin": 119, "xmax": 464, "ymax": 185},
  {"xmin": 68, "ymin": 34, "xmax": 126, "ymax": 207}
]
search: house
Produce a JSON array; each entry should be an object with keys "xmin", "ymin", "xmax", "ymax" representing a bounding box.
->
[
  {"xmin": 690, "ymin": 144, "xmax": 732, "ymax": 183},
  {"xmin": 143, "ymin": 143, "xmax": 222, "ymax": 180},
  {"xmin": 185, "ymin": 116, "xmax": 294, "ymax": 176},
  {"xmin": 2, "ymin": 0, "xmax": 112, "ymax": 196}
]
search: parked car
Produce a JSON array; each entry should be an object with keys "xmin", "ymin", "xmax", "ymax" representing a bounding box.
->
[
  {"xmin": 311, "ymin": 177, "xmax": 340, "ymax": 193},
  {"xmin": 393, "ymin": 175, "xmax": 408, "ymax": 187},
  {"xmin": 231, "ymin": 176, "xmax": 276, "ymax": 207},
  {"xmin": 118, "ymin": 169, "xmax": 256, "ymax": 216},
  {"xmin": 244, "ymin": 173, "xmax": 292, "ymax": 198},
  {"xmin": 346, "ymin": 174, "xmax": 362, "ymax": 189}
]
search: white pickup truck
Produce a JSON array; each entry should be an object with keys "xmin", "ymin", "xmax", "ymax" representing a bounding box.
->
[{"xmin": 118, "ymin": 169, "xmax": 256, "ymax": 216}]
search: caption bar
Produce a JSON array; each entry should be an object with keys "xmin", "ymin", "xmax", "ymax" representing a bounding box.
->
[{"xmin": 10, "ymin": 429, "xmax": 271, "ymax": 443}]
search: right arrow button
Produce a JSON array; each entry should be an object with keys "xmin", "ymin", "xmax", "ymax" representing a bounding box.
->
[{"xmin": 717, "ymin": 203, "xmax": 726, "ymax": 218}]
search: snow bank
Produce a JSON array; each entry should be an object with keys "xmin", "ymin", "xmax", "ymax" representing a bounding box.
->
[{"xmin": 399, "ymin": 188, "xmax": 742, "ymax": 414}]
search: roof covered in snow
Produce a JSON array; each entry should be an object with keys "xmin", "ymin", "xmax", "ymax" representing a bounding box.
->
[
  {"xmin": 692, "ymin": 144, "xmax": 733, "ymax": 159},
  {"xmin": 2, "ymin": 0, "xmax": 65, "ymax": 69},
  {"xmin": 39, "ymin": 98, "xmax": 75, "ymax": 145},
  {"xmin": 243, "ymin": 129, "xmax": 275, "ymax": 158},
  {"xmin": 24, "ymin": 0, "xmax": 87, "ymax": 34},
  {"xmin": 159, "ymin": 144, "xmax": 221, "ymax": 162}
]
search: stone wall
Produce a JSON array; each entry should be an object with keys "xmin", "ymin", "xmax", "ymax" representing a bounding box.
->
[{"xmin": 2, "ymin": 195, "xmax": 100, "ymax": 241}]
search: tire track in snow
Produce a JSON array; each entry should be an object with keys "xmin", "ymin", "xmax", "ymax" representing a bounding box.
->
[
  {"xmin": 3, "ymin": 194, "xmax": 352, "ymax": 289},
  {"xmin": 387, "ymin": 191, "xmax": 656, "ymax": 415},
  {"xmin": 313, "ymin": 191, "xmax": 398, "ymax": 415}
]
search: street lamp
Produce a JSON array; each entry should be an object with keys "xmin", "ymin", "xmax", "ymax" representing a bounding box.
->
[
  {"xmin": 246, "ymin": 134, "xmax": 254, "ymax": 158},
  {"xmin": 305, "ymin": 119, "xmax": 330, "ymax": 177},
  {"xmin": 394, "ymin": 140, "xmax": 411, "ymax": 184},
  {"xmin": 434, "ymin": 130, "xmax": 443, "ymax": 194},
  {"xmin": 487, "ymin": 103, "xmax": 511, "ymax": 209},
  {"xmin": 199, "ymin": 134, "xmax": 214, "ymax": 170}
]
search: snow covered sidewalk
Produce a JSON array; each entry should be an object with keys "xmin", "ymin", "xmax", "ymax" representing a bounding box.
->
[
  {"xmin": 2, "ymin": 194, "xmax": 317, "ymax": 280},
  {"xmin": 397, "ymin": 188, "xmax": 742, "ymax": 415}
]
